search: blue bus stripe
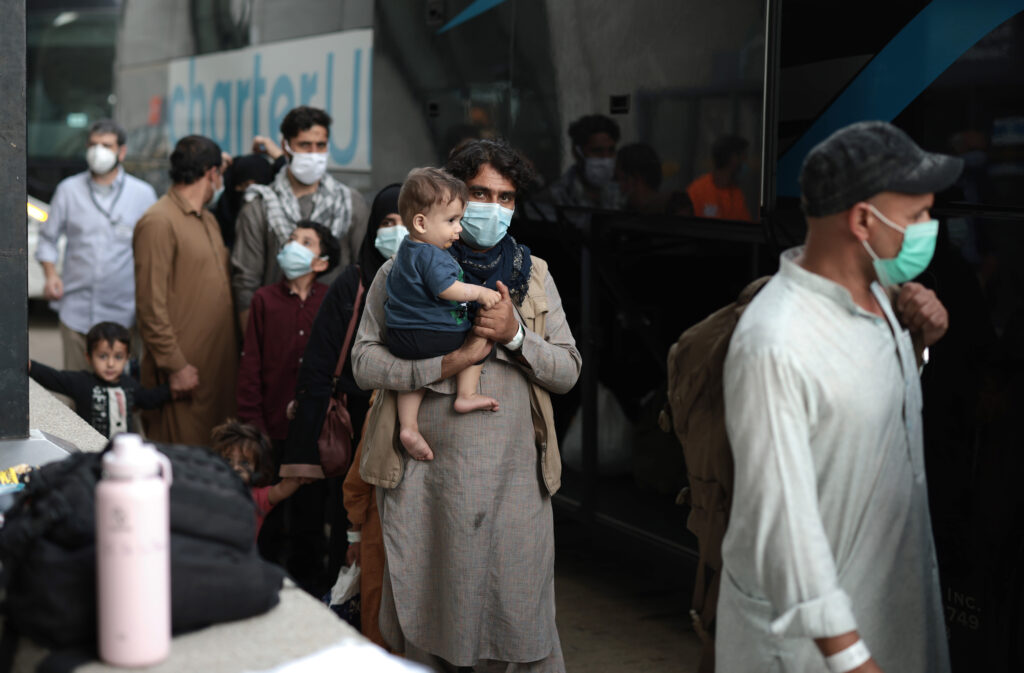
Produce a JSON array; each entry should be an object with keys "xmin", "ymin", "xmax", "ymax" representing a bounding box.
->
[
  {"xmin": 437, "ymin": 0, "xmax": 510, "ymax": 35},
  {"xmin": 777, "ymin": 0, "xmax": 1024, "ymax": 198}
]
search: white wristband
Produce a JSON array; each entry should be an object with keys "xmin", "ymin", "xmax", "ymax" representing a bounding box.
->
[
  {"xmin": 504, "ymin": 323, "xmax": 525, "ymax": 351},
  {"xmin": 346, "ymin": 530, "xmax": 361, "ymax": 543},
  {"xmin": 825, "ymin": 639, "xmax": 870, "ymax": 673}
]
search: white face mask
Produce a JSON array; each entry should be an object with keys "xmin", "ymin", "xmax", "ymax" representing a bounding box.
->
[
  {"xmin": 210, "ymin": 181, "xmax": 225, "ymax": 206},
  {"xmin": 582, "ymin": 156, "xmax": 615, "ymax": 187},
  {"xmin": 86, "ymin": 144, "xmax": 118, "ymax": 175},
  {"xmin": 285, "ymin": 142, "xmax": 329, "ymax": 185}
]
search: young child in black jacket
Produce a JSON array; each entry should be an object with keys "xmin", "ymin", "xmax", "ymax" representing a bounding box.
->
[{"xmin": 29, "ymin": 321, "xmax": 172, "ymax": 438}]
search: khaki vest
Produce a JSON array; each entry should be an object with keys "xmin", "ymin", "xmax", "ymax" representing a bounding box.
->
[{"xmin": 359, "ymin": 256, "xmax": 562, "ymax": 495}]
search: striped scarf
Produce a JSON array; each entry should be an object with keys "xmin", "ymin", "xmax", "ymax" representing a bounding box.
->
[{"xmin": 245, "ymin": 166, "xmax": 353, "ymax": 246}]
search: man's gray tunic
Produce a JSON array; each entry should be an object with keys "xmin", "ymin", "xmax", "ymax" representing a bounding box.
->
[
  {"xmin": 717, "ymin": 249, "xmax": 949, "ymax": 672},
  {"xmin": 352, "ymin": 258, "xmax": 581, "ymax": 669}
]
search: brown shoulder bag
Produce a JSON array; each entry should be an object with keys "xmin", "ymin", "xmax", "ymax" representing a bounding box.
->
[{"xmin": 317, "ymin": 279, "xmax": 364, "ymax": 478}]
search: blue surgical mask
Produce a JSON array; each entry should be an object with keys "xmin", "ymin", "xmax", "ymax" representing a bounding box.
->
[
  {"xmin": 276, "ymin": 241, "xmax": 317, "ymax": 279},
  {"xmin": 460, "ymin": 201, "xmax": 514, "ymax": 249},
  {"xmin": 862, "ymin": 204, "xmax": 939, "ymax": 286},
  {"xmin": 374, "ymin": 225, "xmax": 408, "ymax": 258}
]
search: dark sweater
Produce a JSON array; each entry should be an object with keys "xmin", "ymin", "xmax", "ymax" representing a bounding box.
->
[{"xmin": 29, "ymin": 360, "xmax": 172, "ymax": 438}]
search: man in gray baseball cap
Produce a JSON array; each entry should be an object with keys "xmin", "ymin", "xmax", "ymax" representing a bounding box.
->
[{"xmin": 717, "ymin": 121, "xmax": 960, "ymax": 673}]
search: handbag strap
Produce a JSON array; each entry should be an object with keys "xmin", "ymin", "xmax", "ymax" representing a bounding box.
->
[{"xmin": 333, "ymin": 277, "xmax": 365, "ymax": 384}]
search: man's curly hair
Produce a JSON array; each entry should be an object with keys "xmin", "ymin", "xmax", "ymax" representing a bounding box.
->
[{"xmin": 445, "ymin": 138, "xmax": 536, "ymax": 197}]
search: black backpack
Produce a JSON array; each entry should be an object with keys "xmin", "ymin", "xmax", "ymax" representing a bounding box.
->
[{"xmin": 0, "ymin": 440, "xmax": 285, "ymax": 652}]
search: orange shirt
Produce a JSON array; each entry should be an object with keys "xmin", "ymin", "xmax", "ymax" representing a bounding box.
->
[{"xmin": 686, "ymin": 173, "xmax": 753, "ymax": 221}]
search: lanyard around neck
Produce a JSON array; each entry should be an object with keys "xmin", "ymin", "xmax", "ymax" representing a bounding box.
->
[{"xmin": 88, "ymin": 176, "xmax": 127, "ymax": 225}]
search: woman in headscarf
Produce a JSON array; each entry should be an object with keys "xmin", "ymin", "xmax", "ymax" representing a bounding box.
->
[{"xmin": 280, "ymin": 184, "xmax": 404, "ymax": 647}]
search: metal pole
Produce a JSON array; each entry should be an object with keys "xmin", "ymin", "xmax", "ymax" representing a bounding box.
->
[
  {"xmin": 759, "ymin": 0, "xmax": 782, "ymax": 220},
  {"xmin": 0, "ymin": 0, "xmax": 29, "ymax": 440}
]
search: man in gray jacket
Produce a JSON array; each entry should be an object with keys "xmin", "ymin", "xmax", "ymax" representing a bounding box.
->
[{"xmin": 231, "ymin": 105, "xmax": 368, "ymax": 328}]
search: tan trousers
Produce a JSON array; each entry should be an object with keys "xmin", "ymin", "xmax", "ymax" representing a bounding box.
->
[{"xmin": 59, "ymin": 322, "xmax": 90, "ymax": 372}]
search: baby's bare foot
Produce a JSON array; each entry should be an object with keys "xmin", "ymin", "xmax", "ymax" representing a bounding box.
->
[
  {"xmin": 454, "ymin": 395, "xmax": 500, "ymax": 414},
  {"xmin": 399, "ymin": 428, "xmax": 434, "ymax": 460}
]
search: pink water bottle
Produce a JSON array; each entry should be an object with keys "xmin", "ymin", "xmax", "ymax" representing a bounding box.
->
[{"xmin": 96, "ymin": 434, "xmax": 173, "ymax": 667}]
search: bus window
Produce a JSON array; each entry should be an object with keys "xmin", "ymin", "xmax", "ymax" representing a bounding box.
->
[{"xmin": 27, "ymin": 5, "xmax": 118, "ymax": 200}]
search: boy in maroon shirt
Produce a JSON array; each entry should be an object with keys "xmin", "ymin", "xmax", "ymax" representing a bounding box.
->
[{"xmin": 237, "ymin": 219, "xmax": 340, "ymax": 448}]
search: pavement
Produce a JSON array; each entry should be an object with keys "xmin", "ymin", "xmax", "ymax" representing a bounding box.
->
[{"xmin": 28, "ymin": 305, "xmax": 702, "ymax": 672}]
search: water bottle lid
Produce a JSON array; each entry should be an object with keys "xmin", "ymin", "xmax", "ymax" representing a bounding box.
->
[{"xmin": 102, "ymin": 433, "xmax": 165, "ymax": 480}]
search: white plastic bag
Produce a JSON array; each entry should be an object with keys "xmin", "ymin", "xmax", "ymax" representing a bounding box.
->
[{"xmin": 329, "ymin": 563, "xmax": 361, "ymax": 607}]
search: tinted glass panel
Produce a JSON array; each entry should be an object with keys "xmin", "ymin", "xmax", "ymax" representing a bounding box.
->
[{"xmin": 27, "ymin": 8, "xmax": 118, "ymax": 160}]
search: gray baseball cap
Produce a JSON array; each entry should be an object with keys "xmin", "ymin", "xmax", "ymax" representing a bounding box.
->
[{"xmin": 799, "ymin": 121, "xmax": 964, "ymax": 217}]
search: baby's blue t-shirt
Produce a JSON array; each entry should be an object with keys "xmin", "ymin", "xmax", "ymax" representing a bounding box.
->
[{"xmin": 385, "ymin": 238, "xmax": 470, "ymax": 332}]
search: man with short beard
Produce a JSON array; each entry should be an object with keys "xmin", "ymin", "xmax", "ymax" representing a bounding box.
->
[
  {"xmin": 37, "ymin": 118, "xmax": 157, "ymax": 371},
  {"xmin": 133, "ymin": 135, "xmax": 237, "ymax": 446}
]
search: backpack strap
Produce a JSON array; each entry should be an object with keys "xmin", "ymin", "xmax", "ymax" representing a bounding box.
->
[{"xmin": 332, "ymin": 278, "xmax": 365, "ymax": 396}]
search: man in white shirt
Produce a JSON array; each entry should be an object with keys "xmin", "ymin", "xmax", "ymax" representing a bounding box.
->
[
  {"xmin": 719, "ymin": 122, "xmax": 962, "ymax": 673},
  {"xmin": 37, "ymin": 119, "xmax": 158, "ymax": 371}
]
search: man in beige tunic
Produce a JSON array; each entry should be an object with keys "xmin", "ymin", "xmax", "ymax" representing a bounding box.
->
[
  {"xmin": 352, "ymin": 139, "xmax": 581, "ymax": 672},
  {"xmin": 134, "ymin": 135, "xmax": 238, "ymax": 445}
]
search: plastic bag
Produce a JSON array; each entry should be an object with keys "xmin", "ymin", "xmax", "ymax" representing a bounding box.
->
[{"xmin": 323, "ymin": 563, "xmax": 361, "ymax": 630}]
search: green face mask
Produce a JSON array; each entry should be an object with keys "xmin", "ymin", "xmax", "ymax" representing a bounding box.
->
[{"xmin": 862, "ymin": 204, "xmax": 938, "ymax": 286}]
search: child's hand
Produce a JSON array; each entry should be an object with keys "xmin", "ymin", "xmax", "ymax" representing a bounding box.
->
[
  {"xmin": 286, "ymin": 399, "xmax": 297, "ymax": 420},
  {"xmin": 477, "ymin": 288, "xmax": 502, "ymax": 309}
]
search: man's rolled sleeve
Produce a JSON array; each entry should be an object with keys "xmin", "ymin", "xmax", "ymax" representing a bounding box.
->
[
  {"xmin": 723, "ymin": 345, "xmax": 858, "ymax": 640},
  {"xmin": 769, "ymin": 587, "xmax": 857, "ymax": 638}
]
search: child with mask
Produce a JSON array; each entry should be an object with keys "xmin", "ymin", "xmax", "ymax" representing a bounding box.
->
[
  {"xmin": 237, "ymin": 220, "xmax": 341, "ymax": 459},
  {"xmin": 385, "ymin": 168, "xmax": 502, "ymax": 461},
  {"xmin": 211, "ymin": 419, "xmax": 311, "ymax": 537},
  {"xmin": 28, "ymin": 321, "xmax": 172, "ymax": 438}
]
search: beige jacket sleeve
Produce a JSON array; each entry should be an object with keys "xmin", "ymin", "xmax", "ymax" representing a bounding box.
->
[
  {"xmin": 341, "ymin": 188, "xmax": 370, "ymax": 269},
  {"xmin": 511, "ymin": 271, "xmax": 582, "ymax": 394}
]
